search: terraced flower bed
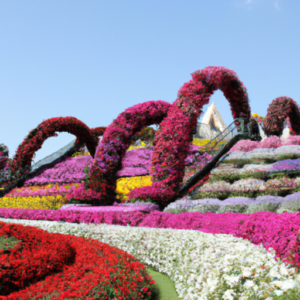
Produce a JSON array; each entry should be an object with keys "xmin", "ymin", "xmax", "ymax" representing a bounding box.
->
[{"xmin": 3, "ymin": 66, "xmax": 300, "ymax": 299}]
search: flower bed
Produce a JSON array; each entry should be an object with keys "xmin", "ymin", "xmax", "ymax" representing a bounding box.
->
[
  {"xmin": 2, "ymin": 217, "xmax": 300, "ymax": 299},
  {"xmin": 0, "ymin": 195, "xmax": 66, "ymax": 210},
  {"xmin": 0, "ymin": 221, "xmax": 155, "ymax": 299},
  {"xmin": 0, "ymin": 221, "xmax": 75, "ymax": 295}
]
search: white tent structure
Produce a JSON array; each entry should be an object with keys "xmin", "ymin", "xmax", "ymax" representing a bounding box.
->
[
  {"xmin": 195, "ymin": 102, "xmax": 229, "ymax": 139},
  {"xmin": 201, "ymin": 101, "xmax": 227, "ymax": 132}
]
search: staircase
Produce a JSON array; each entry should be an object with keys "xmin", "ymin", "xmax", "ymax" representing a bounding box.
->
[{"xmin": 176, "ymin": 118, "xmax": 251, "ymax": 200}]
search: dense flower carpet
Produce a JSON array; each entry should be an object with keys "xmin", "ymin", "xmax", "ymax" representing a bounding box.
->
[{"xmin": 2, "ymin": 66, "xmax": 300, "ymax": 299}]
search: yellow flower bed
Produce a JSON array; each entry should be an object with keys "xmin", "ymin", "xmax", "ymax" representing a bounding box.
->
[
  {"xmin": 192, "ymin": 138, "xmax": 210, "ymax": 146},
  {"xmin": 0, "ymin": 195, "xmax": 66, "ymax": 210},
  {"xmin": 116, "ymin": 175, "xmax": 152, "ymax": 201}
]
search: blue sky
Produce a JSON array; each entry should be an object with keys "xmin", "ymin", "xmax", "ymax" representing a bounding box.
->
[{"xmin": 1, "ymin": 0, "xmax": 299, "ymax": 163}]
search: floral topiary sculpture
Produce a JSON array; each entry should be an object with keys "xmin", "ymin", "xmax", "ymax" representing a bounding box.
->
[
  {"xmin": 263, "ymin": 97, "xmax": 300, "ymax": 137},
  {"xmin": 10, "ymin": 117, "xmax": 98, "ymax": 185}
]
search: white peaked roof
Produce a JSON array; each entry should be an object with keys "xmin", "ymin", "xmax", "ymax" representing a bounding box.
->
[{"xmin": 201, "ymin": 101, "xmax": 227, "ymax": 132}]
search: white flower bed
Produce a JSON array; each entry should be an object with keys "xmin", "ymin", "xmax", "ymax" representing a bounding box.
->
[
  {"xmin": 1, "ymin": 218, "xmax": 300, "ymax": 300},
  {"xmin": 200, "ymin": 181, "xmax": 231, "ymax": 193},
  {"xmin": 229, "ymin": 179, "xmax": 266, "ymax": 191}
]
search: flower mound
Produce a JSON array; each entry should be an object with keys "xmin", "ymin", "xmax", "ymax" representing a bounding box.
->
[{"xmin": 0, "ymin": 221, "xmax": 155, "ymax": 299}]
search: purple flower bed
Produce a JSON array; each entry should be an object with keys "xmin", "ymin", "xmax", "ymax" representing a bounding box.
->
[
  {"xmin": 116, "ymin": 147, "xmax": 152, "ymax": 177},
  {"xmin": 24, "ymin": 156, "xmax": 93, "ymax": 186},
  {"xmin": 24, "ymin": 145, "xmax": 211, "ymax": 184},
  {"xmin": 270, "ymin": 158, "xmax": 300, "ymax": 172}
]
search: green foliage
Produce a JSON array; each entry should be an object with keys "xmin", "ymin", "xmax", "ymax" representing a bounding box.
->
[
  {"xmin": 245, "ymin": 202, "xmax": 281, "ymax": 214},
  {"xmin": 132, "ymin": 127, "xmax": 156, "ymax": 144},
  {"xmin": 0, "ymin": 235, "xmax": 21, "ymax": 251}
]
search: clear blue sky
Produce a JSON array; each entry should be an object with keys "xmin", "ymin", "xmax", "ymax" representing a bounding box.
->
[{"xmin": 1, "ymin": 0, "xmax": 299, "ymax": 163}]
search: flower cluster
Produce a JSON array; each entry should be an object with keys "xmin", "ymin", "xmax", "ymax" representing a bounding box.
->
[
  {"xmin": 252, "ymin": 113, "xmax": 264, "ymax": 126},
  {"xmin": 263, "ymin": 97, "xmax": 300, "ymax": 137},
  {"xmin": 0, "ymin": 221, "xmax": 155, "ymax": 299},
  {"xmin": 116, "ymin": 176, "xmax": 152, "ymax": 201}
]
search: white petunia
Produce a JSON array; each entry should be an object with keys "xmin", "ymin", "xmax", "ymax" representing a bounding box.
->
[{"xmin": 222, "ymin": 289, "xmax": 236, "ymax": 300}]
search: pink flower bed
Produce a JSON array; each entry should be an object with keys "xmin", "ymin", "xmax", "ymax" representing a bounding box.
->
[
  {"xmin": 228, "ymin": 135, "xmax": 300, "ymax": 153},
  {"xmin": 1, "ymin": 207, "xmax": 300, "ymax": 269}
]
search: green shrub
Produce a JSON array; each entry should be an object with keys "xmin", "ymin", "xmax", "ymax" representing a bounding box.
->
[
  {"xmin": 189, "ymin": 204, "xmax": 221, "ymax": 213},
  {"xmin": 191, "ymin": 191, "xmax": 229, "ymax": 200},
  {"xmin": 244, "ymin": 202, "xmax": 280, "ymax": 214},
  {"xmin": 216, "ymin": 204, "xmax": 248, "ymax": 214},
  {"xmin": 277, "ymin": 199, "xmax": 300, "ymax": 213}
]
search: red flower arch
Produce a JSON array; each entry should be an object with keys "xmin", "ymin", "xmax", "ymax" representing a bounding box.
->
[
  {"xmin": 11, "ymin": 117, "xmax": 98, "ymax": 177},
  {"xmin": 73, "ymin": 101, "xmax": 171, "ymax": 205},
  {"xmin": 262, "ymin": 97, "xmax": 300, "ymax": 137},
  {"xmin": 127, "ymin": 66, "xmax": 251, "ymax": 205}
]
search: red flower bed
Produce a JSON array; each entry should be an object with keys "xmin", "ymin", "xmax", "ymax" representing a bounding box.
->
[
  {"xmin": 0, "ymin": 221, "xmax": 155, "ymax": 300},
  {"xmin": 0, "ymin": 222, "xmax": 75, "ymax": 295},
  {"xmin": 9, "ymin": 117, "xmax": 98, "ymax": 185},
  {"xmin": 263, "ymin": 97, "xmax": 300, "ymax": 137}
]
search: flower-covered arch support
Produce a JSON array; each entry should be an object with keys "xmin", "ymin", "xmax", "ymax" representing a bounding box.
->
[
  {"xmin": 127, "ymin": 66, "xmax": 251, "ymax": 205},
  {"xmin": 11, "ymin": 117, "xmax": 98, "ymax": 176},
  {"xmin": 84, "ymin": 101, "xmax": 171, "ymax": 205},
  {"xmin": 262, "ymin": 97, "xmax": 300, "ymax": 137}
]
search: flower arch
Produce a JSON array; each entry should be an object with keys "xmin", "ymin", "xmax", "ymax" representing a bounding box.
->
[
  {"xmin": 127, "ymin": 66, "xmax": 251, "ymax": 205},
  {"xmin": 262, "ymin": 97, "xmax": 300, "ymax": 137},
  {"xmin": 71, "ymin": 101, "xmax": 171, "ymax": 205},
  {"xmin": 11, "ymin": 117, "xmax": 98, "ymax": 178}
]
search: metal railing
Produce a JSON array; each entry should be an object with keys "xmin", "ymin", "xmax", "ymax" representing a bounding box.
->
[{"xmin": 200, "ymin": 118, "xmax": 247, "ymax": 155}]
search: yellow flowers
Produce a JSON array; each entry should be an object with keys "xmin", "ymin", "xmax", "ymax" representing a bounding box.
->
[
  {"xmin": 127, "ymin": 142, "xmax": 147, "ymax": 151},
  {"xmin": 192, "ymin": 138, "xmax": 211, "ymax": 146},
  {"xmin": 252, "ymin": 113, "xmax": 263, "ymax": 119},
  {"xmin": 0, "ymin": 195, "xmax": 66, "ymax": 210},
  {"xmin": 116, "ymin": 176, "xmax": 152, "ymax": 201}
]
